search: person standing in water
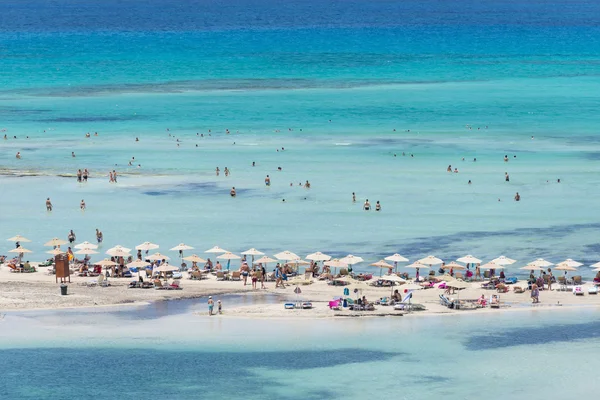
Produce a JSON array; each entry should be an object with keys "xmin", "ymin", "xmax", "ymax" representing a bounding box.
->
[
  {"xmin": 514, "ymin": 192, "xmax": 521, "ymax": 201},
  {"xmin": 265, "ymin": 175, "xmax": 270, "ymax": 186},
  {"xmin": 215, "ymin": 167, "xmax": 220, "ymax": 176},
  {"xmin": 83, "ymin": 169, "xmax": 89, "ymax": 182},
  {"xmin": 230, "ymin": 187, "xmax": 236, "ymax": 197},
  {"xmin": 46, "ymin": 197, "xmax": 53, "ymax": 211},
  {"xmin": 80, "ymin": 199, "xmax": 86, "ymax": 211},
  {"xmin": 375, "ymin": 201, "xmax": 381, "ymax": 211},
  {"xmin": 96, "ymin": 228, "xmax": 103, "ymax": 244},
  {"xmin": 109, "ymin": 171, "xmax": 114, "ymax": 183},
  {"xmin": 363, "ymin": 199, "xmax": 371, "ymax": 211},
  {"xmin": 352, "ymin": 192, "xmax": 356, "ymax": 202},
  {"xmin": 224, "ymin": 167, "xmax": 229, "ymax": 176},
  {"xmin": 207, "ymin": 296, "xmax": 214, "ymax": 316},
  {"xmin": 505, "ymin": 172, "xmax": 510, "ymax": 182}
]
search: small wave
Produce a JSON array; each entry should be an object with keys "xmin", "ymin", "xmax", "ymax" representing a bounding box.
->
[{"xmin": 335, "ymin": 143, "xmax": 352, "ymax": 146}]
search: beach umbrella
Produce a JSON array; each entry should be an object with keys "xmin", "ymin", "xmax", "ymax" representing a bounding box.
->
[
  {"xmin": 556, "ymin": 259, "xmax": 583, "ymax": 268},
  {"xmin": 183, "ymin": 254, "xmax": 207, "ymax": 264},
  {"xmin": 9, "ymin": 247, "xmax": 32, "ymax": 254},
  {"xmin": 205, "ymin": 246, "xmax": 228, "ymax": 254},
  {"xmin": 457, "ymin": 255, "xmax": 482, "ymax": 264},
  {"xmin": 153, "ymin": 263, "xmax": 179, "ymax": 279},
  {"xmin": 217, "ymin": 252, "xmax": 241, "ymax": 270},
  {"xmin": 340, "ymin": 255, "xmax": 364, "ymax": 265},
  {"xmin": 94, "ymin": 259, "xmax": 117, "ymax": 267},
  {"xmin": 106, "ymin": 248, "xmax": 131, "ymax": 258},
  {"xmin": 286, "ymin": 259, "xmax": 310, "ymax": 267},
  {"xmin": 7, "ymin": 235, "xmax": 31, "ymax": 243},
  {"xmin": 147, "ymin": 252, "xmax": 170, "ymax": 261},
  {"xmin": 404, "ymin": 262, "xmax": 429, "ymax": 282},
  {"xmin": 127, "ymin": 259, "xmax": 151, "ymax": 279},
  {"xmin": 241, "ymin": 248, "xmax": 265, "ymax": 264},
  {"xmin": 107, "ymin": 245, "xmax": 132, "ymax": 253},
  {"xmin": 135, "ymin": 241, "xmax": 159, "ymax": 251},
  {"xmin": 306, "ymin": 252, "xmax": 332, "ymax": 262},
  {"xmin": 491, "ymin": 256, "xmax": 517, "ymax": 266},
  {"xmin": 44, "ymin": 238, "xmax": 68, "ymax": 247},
  {"xmin": 74, "ymin": 249, "xmax": 98, "ymax": 255},
  {"xmin": 46, "ymin": 249, "xmax": 65, "ymax": 255},
  {"xmin": 324, "ymin": 258, "xmax": 349, "ymax": 275},
  {"xmin": 370, "ymin": 260, "xmax": 394, "ymax": 276},
  {"xmin": 446, "ymin": 280, "xmax": 469, "ymax": 302},
  {"xmin": 554, "ymin": 265, "xmax": 578, "ymax": 272},
  {"xmin": 528, "ymin": 258, "xmax": 553, "ymax": 268},
  {"xmin": 253, "ymin": 256, "xmax": 278, "ymax": 272},
  {"xmin": 170, "ymin": 243, "xmax": 194, "ymax": 252},
  {"xmin": 274, "ymin": 251, "xmax": 300, "ymax": 261},
  {"xmin": 74, "ymin": 241, "xmax": 98, "ymax": 250},
  {"xmin": 379, "ymin": 274, "xmax": 407, "ymax": 297},
  {"xmin": 384, "ymin": 253, "xmax": 409, "ymax": 273},
  {"xmin": 480, "ymin": 262, "xmax": 505, "ymax": 270},
  {"xmin": 591, "ymin": 261, "xmax": 600, "ymax": 268},
  {"xmin": 442, "ymin": 262, "xmax": 467, "ymax": 270},
  {"xmin": 520, "ymin": 264, "xmax": 544, "ymax": 271},
  {"xmin": 418, "ymin": 255, "xmax": 443, "ymax": 266}
]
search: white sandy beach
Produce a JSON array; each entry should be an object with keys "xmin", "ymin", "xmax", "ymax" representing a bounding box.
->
[{"xmin": 1, "ymin": 266, "xmax": 599, "ymax": 318}]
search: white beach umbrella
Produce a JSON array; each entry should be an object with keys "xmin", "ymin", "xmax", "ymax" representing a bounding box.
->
[
  {"xmin": 135, "ymin": 242, "xmax": 159, "ymax": 251},
  {"xmin": 324, "ymin": 259, "xmax": 348, "ymax": 268},
  {"xmin": 217, "ymin": 252, "xmax": 241, "ymax": 260},
  {"xmin": 74, "ymin": 249, "xmax": 98, "ymax": 255},
  {"xmin": 591, "ymin": 261, "xmax": 600, "ymax": 268},
  {"xmin": 106, "ymin": 248, "xmax": 131, "ymax": 258},
  {"xmin": 154, "ymin": 263, "xmax": 179, "ymax": 272},
  {"xmin": 380, "ymin": 274, "xmax": 406, "ymax": 283},
  {"xmin": 127, "ymin": 259, "xmax": 150, "ymax": 268},
  {"xmin": 480, "ymin": 262, "xmax": 505, "ymax": 270},
  {"xmin": 205, "ymin": 246, "xmax": 228, "ymax": 254},
  {"xmin": 254, "ymin": 256, "xmax": 278, "ymax": 265},
  {"xmin": 402, "ymin": 283, "xmax": 423, "ymax": 291},
  {"xmin": 274, "ymin": 251, "xmax": 300, "ymax": 261},
  {"xmin": 446, "ymin": 280, "xmax": 469, "ymax": 290},
  {"xmin": 286, "ymin": 259, "xmax": 310, "ymax": 267},
  {"xmin": 107, "ymin": 245, "xmax": 132, "ymax": 253},
  {"xmin": 94, "ymin": 259, "xmax": 118, "ymax": 267},
  {"xmin": 340, "ymin": 255, "xmax": 364, "ymax": 265},
  {"xmin": 170, "ymin": 243, "xmax": 194, "ymax": 252},
  {"xmin": 404, "ymin": 262, "xmax": 430, "ymax": 269},
  {"xmin": 46, "ymin": 249, "xmax": 65, "ymax": 255},
  {"xmin": 442, "ymin": 262, "xmax": 467, "ymax": 270},
  {"xmin": 528, "ymin": 258, "xmax": 553, "ymax": 268},
  {"xmin": 556, "ymin": 259, "xmax": 583, "ymax": 268},
  {"xmin": 74, "ymin": 241, "xmax": 98, "ymax": 250},
  {"xmin": 520, "ymin": 264, "xmax": 544, "ymax": 271},
  {"xmin": 456, "ymin": 255, "xmax": 482, "ymax": 264},
  {"xmin": 418, "ymin": 255, "xmax": 443, "ymax": 265},
  {"xmin": 554, "ymin": 265, "xmax": 578, "ymax": 272},
  {"xmin": 490, "ymin": 256, "xmax": 517, "ymax": 266},
  {"xmin": 147, "ymin": 252, "xmax": 170, "ymax": 261},
  {"xmin": 306, "ymin": 252, "xmax": 332, "ymax": 262},
  {"xmin": 183, "ymin": 254, "xmax": 207, "ymax": 264},
  {"xmin": 242, "ymin": 248, "xmax": 265, "ymax": 257},
  {"xmin": 7, "ymin": 235, "xmax": 31, "ymax": 243},
  {"xmin": 385, "ymin": 253, "xmax": 409, "ymax": 273},
  {"xmin": 44, "ymin": 238, "xmax": 68, "ymax": 247},
  {"xmin": 370, "ymin": 260, "xmax": 394, "ymax": 276}
]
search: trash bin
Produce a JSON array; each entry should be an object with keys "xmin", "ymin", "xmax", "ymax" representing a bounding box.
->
[{"xmin": 60, "ymin": 284, "xmax": 68, "ymax": 296}]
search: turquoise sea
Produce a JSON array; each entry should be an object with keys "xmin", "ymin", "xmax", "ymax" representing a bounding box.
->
[{"xmin": 1, "ymin": 1, "xmax": 600, "ymax": 397}]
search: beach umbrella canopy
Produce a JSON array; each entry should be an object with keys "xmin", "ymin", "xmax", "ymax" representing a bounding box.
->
[
  {"xmin": 340, "ymin": 255, "xmax": 364, "ymax": 265},
  {"xmin": 457, "ymin": 255, "xmax": 482, "ymax": 264},
  {"xmin": 74, "ymin": 241, "xmax": 98, "ymax": 250},
  {"xmin": 490, "ymin": 256, "xmax": 517, "ymax": 266},
  {"xmin": 9, "ymin": 247, "xmax": 32, "ymax": 253},
  {"xmin": 446, "ymin": 280, "xmax": 469, "ymax": 290},
  {"xmin": 217, "ymin": 252, "xmax": 241, "ymax": 260},
  {"xmin": 147, "ymin": 252, "xmax": 170, "ymax": 261},
  {"xmin": 154, "ymin": 263, "xmax": 179, "ymax": 272},
  {"xmin": 205, "ymin": 246, "xmax": 228, "ymax": 254},
  {"xmin": 379, "ymin": 274, "xmax": 406, "ymax": 283},
  {"xmin": 443, "ymin": 262, "xmax": 467, "ymax": 270},
  {"xmin": 44, "ymin": 238, "xmax": 68, "ymax": 247},
  {"xmin": 94, "ymin": 259, "xmax": 117, "ymax": 267},
  {"xmin": 183, "ymin": 254, "xmax": 207, "ymax": 263},
  {"xmin": 127, "ymin": 259, "xmax": 150, "ymax": 268},
  {"xmin": 135, "ymin": 242, "xmax": 159, "ymax": 251},
  {"xmin": 241, "ymin": 248, "xmax": 265, "ymax": 257},
  {"xmin": 528, "ymin": 258, "xmax": 553, "ymax": 268},
  {"xmin": 418, "ymin": 255, "xmax": 443, "ymax": 265},
  {"xmin": 554, "ymin": 265, "xmax": 578, "ymax": 271},
  {"xmin": 46, "ymin": 249, "xmax": 65, "ymax": 255},
  {"xmin": 106, "ymin": 248, "xmax": 131, "ymax": 258},
  {"xmin": 254, "ymin": 256, "xmax": 278, "ymax": 264},
  {"xmin": 520, "ymin": 264, "xmax": 544, "ymax": 271},
  {"xmin": 274, "ymin": 251, "xmax": 300, "ymax": 261},
  {"xmin": 324, "ymin": 259, "xmax": 348, "ymax": 268},
  {"xmin": 286, "ymin": 259, "xmax": 310, "ymax": 267},
  {"xmin": 306, "ymin": 252, "xmax": 332, "ymax": 262},
  {"xmin": 333, "ymin": 275, "xmax": 355, "ymax": 283},
  {"xmin": 170, "ymin": 243, "xmax": 194, "ymax": 252},
  {"xmin": 480, "ymin": 262, "xmax": 505, "ymax": 270},
  {"xmin": 8, "ymin": 235, "xmax": 31, "ymax": 243},
  {"xmin": 402, "ymin": 283, "xmax": 423, "ymax": 291},
  {"xmin": 370, "ymin": 260, "xmax": 394, "ymax": 269},
  {"xmin": 107, "ymin": 245, "xmax": 132, "ymax": 253},
  {"xmin": 404, "ymin": 262, "xmax": 430, "ymax": 269},
  {"xmin": 385, "ymin": 253, "xmax": 409, "ymax": 263},
  {"xmin": 556, "ymin": 259, "xmax": 583, "ymax": 268},
  {"xmin": 74, "ymin": 249, "xmax": 98, "ymax": 255}
]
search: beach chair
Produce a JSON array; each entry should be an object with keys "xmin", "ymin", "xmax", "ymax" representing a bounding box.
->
[
  {"xmin": 216, "ymin": 272, "xmax": 225, "ymax": 281},
  {"xmin": 489, "ymin": 295, "xmax": 500, "ymax": 308},
  {"xmin": 573, "ymin": 286, "xmax": 584, "ymax": 296},
  {"xmin": 168, "ymin": 280, "xmax": 182, "ymax": 290},
  {"xmin": 588, "ymin": 286, "xmax": 598, "ymax": 295},
  {"xmin": 154, "ymin": 279, "xmax": 167, "ymax": 290},
  {"xmin": 394, "ymin": 291, "xmax": 425, "ymax": 311},
  {"xmin": 231, "ymin": 271, "xmax": 241, "ymax": 281},
  {"xmin": 573, "ymin": 276, "xmax": 583, "ymax": 285},
  {"xmin": 439, "ymin": 294, "xmax": 454, "ymax": 308},
  {"xmin": 340, "ymin": 268, "xmax": 348, "ymax": 276},
  {"xmin": 483, "ymin": 271, "xmax": 490, "ymax": 279},
  {"xmin": 455, "ymin": 272, "xmax": 464, "ymax": 281}
]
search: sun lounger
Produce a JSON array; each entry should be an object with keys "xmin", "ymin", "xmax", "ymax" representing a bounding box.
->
[
  {"xmin": 154, "ymin": 279, "xmax": 168, "ymax": 290},
  {"xmin": 284, "ymin": 303, "xmax": 295, "ymax": 309},
  {"xmin": 489, "ymin": 295, "xmax": 500, "ymax": 308},
  {"xmin": 573, "ymin": 276, "xmax": 583, "ymax": 285},
  {"xmin": 168, "ymin": 280, "xmax": 182, "ymax": 290},
  {"xmin": 87, "ymin": 274, "xmax": 108, "ymax": 287},
  {"xmin": 231, "ymin": 271, "xmax": 241, "ymax": 281},
  {"xmin": 503, "ymin": 277, "xmax": 517, "ymax": 284},
  {"xmin": 394, "ymin": 291, "xmax": 426, "ymax": 311},
  {"xmin": 439, "ymin": 294, "xmax": 454, "ymax": 308},
  {"xmin": 301, "ymin": 302, "xmax": 313, "ymax": 309},
  {"xmin": 573, "ymin": 286, "xmax": 584, "ymax": 296},
  {"xmin": 588, "ymin": 286, "xmax": 598, "ymax": 295}
]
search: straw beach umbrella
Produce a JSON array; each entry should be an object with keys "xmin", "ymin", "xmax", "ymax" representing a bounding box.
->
[
  {"xmin": 44, "ymin": 238, "xmax": 68, "ymax": 247},
  {"xmin": 385, "ymin": 253, "xmax": 409, "ymax": 272},
  {"xmin": 170, "ymin": 243, "xmax": 194, "ymax": 260},
  {"xmin": 136, "ymin": 242, "xmax": 159, "ymax": 251},
  {"xmin": 217, "ymin": 252, "xmax": 241, "ymax": 270},
  {"xmin": 554, "ymin": 265, "xmax": 578, "ymax": 272},
  {"xmin": 404, "ymin": 262, "xmax": 429, "ymax": 282},
  {"xmin": 74, "ymin": 249, "xmax": 98, "ymax": 255},
  {"xmin": 153, "ymin": 263, "xmax": 179, "ymax": 280},
  {"xmin": 379, "ymin": 274, "xmax": 407, "ymax": 297},
  {"xmin": 370, "ymin": 260, "xmax": 394, "ymax": 276},
  {"xmin": 274, "ymin": 251, "xmax": 300, "ymax": 261},
  {"xmin": 46, "ymin": 249, "xmax": 64, "ymax": 256},
  {"xmin": 491, "ymin": 256, "xmax": 517, "ymax": 266},
  {"xmin": 324, "ymin": 258, "xmax": 348, "ymax": 275},
  {"xmin": 94, "ymin": 259, "xmax": 117, "ymax": 267},
  {"xmin": 520, "ymin": 264, "xmax": 544, "ymax": 271},
  {"xmin": 442, "ymin": 262, "xmax": 466, "ymax": 271},
  {"xmin": 242, "ymin": 248, "xmax": 265, "ymax": 265},
  {"xmin": 10, "ymin": 247, "xmax": 32, "ymax": 261},
  {"xmin": 147, "ymin": 252, "xmax": 170, "ymax": 261},
  {"xmin": 556, "ymin": 259, "xmax": 583, "ymax": 268},
  {"xmin": 528, "ymin": 258, "xmax": 553, "ymax": 268},
  {"xmin": 183, "ymin": 254, "xmax": 207, "ymax": 264},
  {"xmin": 253, "ymin": 256, "xmax": 278, "ymax": 272},
  {"xmin": 127, "ymin": 259, "xmax": 150, "ymax": 279},
  {"xmin": 418, "ymin": 255, "xmax": 443, "ymax": 266}
]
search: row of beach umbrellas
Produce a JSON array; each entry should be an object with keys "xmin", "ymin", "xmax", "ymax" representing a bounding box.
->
[{"xmin": 5, "ymin": 235, "xmax": 600, "ymax": 273}]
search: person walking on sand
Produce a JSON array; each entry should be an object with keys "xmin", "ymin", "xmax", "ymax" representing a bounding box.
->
[
  {"xmin": 261, "ymin": 264, "xmax": 267, "ymax": 289},
  {"xmin": 531, "ymin": 284, "xmax": 540, "ymax": 303},
  {"xmin": 46, "ymin": 197, "xmax": 53, "ymax": 211},
  {"xmin": 547, "ymin": 268, "xmax": 553, "ymax": 291},
  {"xmin": 80, "ymin": 199, "xmax": 86, "ymax": 211},
  {"xmin": 208, "ymin": 296, "xmax": 214, "ymax": 316},
  {"xmin": 109, "ymin": 171, "xmax": 114, "ymax": 183}
]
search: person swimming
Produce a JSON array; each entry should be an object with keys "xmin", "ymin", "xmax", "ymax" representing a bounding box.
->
[
  {"xmin": 514, "ymin": 192, "xmax": 521, "ymax": 201},
  {"xmin": 71, "ymin": 151, "xmax": 76, "ymax": 157},
  {"xmin": 375, "ymin": 201, "xmax": 381, "ymax": 211},
  {"xmin": 15, "ymin": 152, "xmax": 21, "ymax": 159},
  {"xmin": 363, "ymin": 199, "xmax": 371, "ymax": 211},
  {"xmin": 304, "ymin": 180, "xmax": 310, "ymax": 189},
  {"xmin": 230, "ymin": 187, "xmax": 236, "ymax": 197},
  {"xmin": 504, "ymin": 155, "xmax": 508, "ymax": 162}
]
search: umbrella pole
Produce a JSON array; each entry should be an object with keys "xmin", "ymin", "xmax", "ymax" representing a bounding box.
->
[{"xmin": 394, "ymin": 261, "xmax": 397, "ymax": 274}]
